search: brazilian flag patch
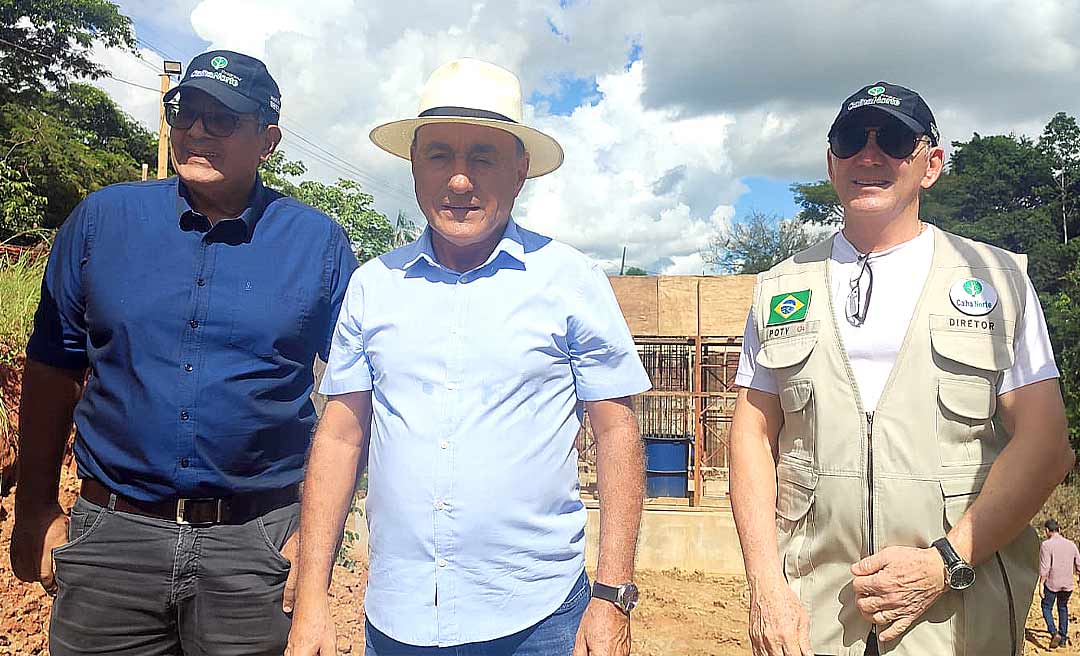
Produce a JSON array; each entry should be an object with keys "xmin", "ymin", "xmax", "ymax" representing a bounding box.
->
[{"xmin": 767, "ymin": 290, "xmax": 811, "ymax": 326}]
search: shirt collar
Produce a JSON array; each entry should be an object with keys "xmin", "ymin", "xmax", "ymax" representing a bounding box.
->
[
  {"xmin": 176, "ymin": 174, "xmax": 271, "ymax": 236},
  {"xmin": 403, "ymin": 217, "xmax": 527, "ymax": 273}
]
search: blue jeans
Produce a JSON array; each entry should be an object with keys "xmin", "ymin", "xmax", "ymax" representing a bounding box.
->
[
  {"xmin": 1043, "ymin": 585, "xmax": 1072, "ymax": 639},
  {"xmin": 365, "ymin": 571, "xmax": 591, "ymax": 655}
]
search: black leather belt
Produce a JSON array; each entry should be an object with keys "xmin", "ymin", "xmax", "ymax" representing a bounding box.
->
[{"xmin": 80, "ymin": 478, "xmax": 299, "ymax": 525}]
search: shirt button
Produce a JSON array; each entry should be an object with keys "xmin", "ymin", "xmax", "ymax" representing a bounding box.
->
[
  {"xmin": 180, "ymin": 458, "xmax": 190, "ymax": 468},
  {"xmin": 196, "ymin": 278, "xmax": 206, "ymax": 286},
  {"xmin": 434, "ymin": 500, "xmax": 445, "ymax": 510},
  {"xmin": 189, "ymin": 319, "xmax": 199, "ymax": 329},
  {"xmin": 184, "ymin": 363, "xmax": 193, "ymax": 372},
  {"xmin": 440, "ymin": 440, "xmax": 449, "ymax": 449},
  {"xmin": 180, "ymin": 410, "xmax": 189, "ymax": 421},
  {"xmin": 438, "ymin": 558, "xmax": 448, "ymax": 568}
]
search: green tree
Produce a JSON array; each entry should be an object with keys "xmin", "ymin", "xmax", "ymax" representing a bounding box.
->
[
  {"xmin": 791, "ymin": 180, "xmax": 842, "ymax": 225},
  {"xmin": 391, "ymin": 209, "xmax": 420, "ymax": 247},
  {"xmin": 0, "ymin": 155, "xmax": 45, "ymax": 238},
  {"xmin": 704, "ymin": 210, "xmax": 815, "ymax": 274},
  {"xmin": 261, "ymin": 151, "xmax": 396, "ymax": 261},
  {"xmin": 1039, "ymin": 112, "xmax": 1080, "ymax": 244},
  {"xmin": 623, "ymin": 266, "xmax": 648, "ymax": 276},
  {"xmin": 0, "ymin": 0, "xmax": 135, "ymax": 102},
  {"xmin": 0, "ymin": 95, "xmax": 146, "ymax": 237}
]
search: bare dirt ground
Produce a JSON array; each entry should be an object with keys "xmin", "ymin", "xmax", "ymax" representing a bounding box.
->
[{"xmin": 1, "ymin": 470, "xmax": 1076, "ymax": 656}]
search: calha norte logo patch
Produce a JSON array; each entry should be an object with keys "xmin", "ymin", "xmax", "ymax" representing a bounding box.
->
[
  {"xmin": 767, "ymin": 290, "xmax": 811, "ymax": 326},
  {"xmin": 868, "ymin": 86, "xmax": 886, "ymax": 96},
  {"xmin": 950, "ymin": 277, "xmax": 998, "ymax": 316},
  {"xmin": 210, "ymin": 56, "xmax": 228, "ymax": 69}
]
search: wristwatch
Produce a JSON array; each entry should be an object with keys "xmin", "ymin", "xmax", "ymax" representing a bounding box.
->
[
  {"xmin": 592, "ymin": 581, "xmax": 639, "ymax": 614},
  {"xmin": 932, "ymin": 537, "xmax": 976, "ymax": 591}
]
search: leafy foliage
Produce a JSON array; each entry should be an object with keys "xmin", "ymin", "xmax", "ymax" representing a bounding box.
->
[
  {"xmin": 705, "ymin": 210, "xmax": 815, "ymax": 274},
  {"xmin": 261, "ymin": 151, "xmax": 403, "ymax": 262},
  {"xmin": 0, "ymin": 89, "xmax": 151, "ymax": 238},
  {"xmin": 0, "ymin": 0, "xmax": 135, "ymax": 102},
  {"xmin": 624, "ymin": 266, "xmax": 648, "ymax": 276}
]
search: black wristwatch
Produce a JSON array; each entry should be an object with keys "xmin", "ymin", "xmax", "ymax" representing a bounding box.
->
[
  {"xmin": 592, "ymin": 581, "xmax": 639, "ymax": 614},
  {"xmin": 932, "ymin": 537, "xmax": 976, "ymax": 591}
]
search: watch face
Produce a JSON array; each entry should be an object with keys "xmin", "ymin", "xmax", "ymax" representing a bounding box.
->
[
  {"xmin": 618, "ymin": 584, "xmax": 640, "ymax": 612},
  {"xmin": 949, "ymin": 565, "xmax": 976, "ymax": 590}
]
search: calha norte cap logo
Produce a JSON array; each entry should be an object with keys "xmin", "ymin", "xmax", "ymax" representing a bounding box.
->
[
  {"xmin": 767, "ymin": 290, "xmax": 811, "ymax": 326},
  {"xmin": 210, "ymin": 56, "xmax": 228, "ymax": 69},
  {"xmin": 950, "ymin": 277, "xmax": 998, "ymax": 316},
  {"xmin": 868, "ymin": 86, "xmax": 886, "ymax": 96}
]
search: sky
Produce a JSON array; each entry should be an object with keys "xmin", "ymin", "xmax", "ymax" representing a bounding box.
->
[{"xmin": 90, "ymin": 0, "xmax": 1080, "ymax": 274}]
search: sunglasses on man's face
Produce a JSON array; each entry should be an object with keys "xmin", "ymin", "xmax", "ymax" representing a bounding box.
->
[
  {"xmin": 164, "ymin": 103, "xmax": 257, "ymax": 138},
  {"xmin": 829, "ymin": 120, "xmax": 930, "ymax": 160}
]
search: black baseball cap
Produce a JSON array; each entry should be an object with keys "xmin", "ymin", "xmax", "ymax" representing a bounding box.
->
[
  {"xmin": 163, "ymin": 50, "xmax": 281, "ymax": 123},
  {"xmin": 828, "ymin": 81, "xmax": 939, "ymax": 146}
]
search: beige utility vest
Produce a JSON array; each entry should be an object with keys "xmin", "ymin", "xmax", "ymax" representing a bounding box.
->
[{"xmin": 752, "ymin": 228, "xmax": 1039, "ymax": 656}]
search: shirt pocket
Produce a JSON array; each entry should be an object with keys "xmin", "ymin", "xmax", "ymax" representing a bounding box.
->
[{"xmin": 228, "ymin": 280, "xmax": 309, "ymax": 360}]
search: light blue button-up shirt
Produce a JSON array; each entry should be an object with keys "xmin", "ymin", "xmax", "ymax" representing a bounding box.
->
[{"xmin": 321, "ymin": 218, "xmax": 651, "ymax": 646}]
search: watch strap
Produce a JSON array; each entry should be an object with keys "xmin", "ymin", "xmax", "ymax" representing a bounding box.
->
[
  {"xmin": 591, "ymin": 582, "xmax": 620, "ymax": 603},
  {"xmin": 932, "ymin": 537, "xmax": 962, "ymax": 569}
]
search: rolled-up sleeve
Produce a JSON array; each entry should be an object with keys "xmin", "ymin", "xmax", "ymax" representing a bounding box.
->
[
  {"xmin": 26, "ymin": 199, "xmax": 93, "ymax": 370},
  {"xmin": 567, "ymin": 263, "xmax": 651, "ymax": 401},
  {"xmin": 319, "ymin": 269, "xmax": 373, "ymax": 395}
]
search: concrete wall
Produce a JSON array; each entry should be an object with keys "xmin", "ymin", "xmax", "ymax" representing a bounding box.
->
[{"xmin": 344, "ymin": 501, "xmax": 747, "ymax": 576}]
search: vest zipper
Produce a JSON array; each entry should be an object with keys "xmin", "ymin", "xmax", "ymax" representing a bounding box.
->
[
  {"xmin": 865, "ymin": 411, "xmax": 875, "ymax": 553},
  {"xmin": 995, "ymin": 553, "xmax": 1018, "ymax": 655},
  {"xmin": 866, "ymin": 411, "xmax": 879, "ymax": 652}
]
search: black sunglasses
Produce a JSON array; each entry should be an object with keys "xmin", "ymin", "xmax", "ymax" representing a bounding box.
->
[
  {"xmin": 164, "ymin": 102, "xmax": 259, "ymax": 138},
  {"xmin": 830, "ymin": 120, "xmax": 930, "ymax": 160}
]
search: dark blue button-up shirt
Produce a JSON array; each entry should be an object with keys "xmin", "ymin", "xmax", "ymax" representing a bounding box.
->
[{"xmin": 27, "ymin": 176, "xmax": 358, "ymax": 501}]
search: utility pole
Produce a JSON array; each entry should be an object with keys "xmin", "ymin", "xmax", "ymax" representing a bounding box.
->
[
  {"xmin": 619, "ymin": 245, "xmax": 627, "ymax": 275},
  {"xmin": 157, "ymin": 61, "xmax": 183, "ymax": 180}
]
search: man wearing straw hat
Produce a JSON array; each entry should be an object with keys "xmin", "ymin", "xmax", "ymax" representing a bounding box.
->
[{"xmin": 286, "ymin": 59, "xmax": 652, "ymax": 655}]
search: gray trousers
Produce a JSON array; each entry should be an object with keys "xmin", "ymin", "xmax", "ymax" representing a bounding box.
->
[{"xmin": 49, "ymin": 494, "xmax": 299, "ymax": 656}]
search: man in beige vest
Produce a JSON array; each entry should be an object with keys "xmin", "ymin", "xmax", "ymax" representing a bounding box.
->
[{"xmin": 729, "ymin": 81, "xmax": 1073, "ymax": 656}]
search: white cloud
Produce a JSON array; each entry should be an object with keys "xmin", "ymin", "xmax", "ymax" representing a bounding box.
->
[{"xmin": 90, "ymin": 0, "xmax": 1080, "ymax": 273}]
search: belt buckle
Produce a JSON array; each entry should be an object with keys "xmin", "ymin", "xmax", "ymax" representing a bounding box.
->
[{"xmin": 175, "ymin": 498, "xmax": 224, "ymax": 524}]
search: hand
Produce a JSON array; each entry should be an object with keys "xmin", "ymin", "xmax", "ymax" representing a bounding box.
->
[
  {"xmin": 10, "ymin": 502, "xmax": 68, "ymax": 595},
  {"xmin": 851, "ymin": 546, "xmax": 947, "ymax": 642},
  {"xmin": 747, "ymin": 576, "xmax": 812, "ymax": 656},
  {"xmin": 281, "ymin": 531, "xmax": 299, "ymax": 613},
  {"xmin": 284, "ymin": 593, "xmax": 336, "ymax": 656},
  {"xmin": 572, "ymin": 598, "xmax": 630, "ymax": 656}
]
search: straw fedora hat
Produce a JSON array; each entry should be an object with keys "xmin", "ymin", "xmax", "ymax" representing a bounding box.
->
[{"xmin": 369, "ymin": 58, "xmax": 564, "ymax": 178}]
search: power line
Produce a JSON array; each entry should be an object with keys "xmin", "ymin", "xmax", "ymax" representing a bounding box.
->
[
  {"xmin": 105, "ymin": 74, "xmax": 162, "ymax": 94},
  {"xmin": 279, "ymin": 123, "xmax": 415, "ymax": 199}
]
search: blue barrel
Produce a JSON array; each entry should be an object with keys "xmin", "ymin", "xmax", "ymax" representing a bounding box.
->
[{"xmin": 644, "ymin": 435, "xmax": 691, "ymax": 498}]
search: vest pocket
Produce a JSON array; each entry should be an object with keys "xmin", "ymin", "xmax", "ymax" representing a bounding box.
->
[
  {"xmin": 777, "ymin": 457, "xmax": 818, "ymax": 588},
  {"xmin": 756, "ymin": 332, "xmax": 818, "ymax": 370},
  {"xmin": 779, "ymin": 379, "xmax": 815, "ymax": 462},
  {"xmin": 936, "ymin": 377, "xmax": 996, "ymax": 467}
]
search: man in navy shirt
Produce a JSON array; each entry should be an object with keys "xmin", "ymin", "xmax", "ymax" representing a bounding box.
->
[{"xmin": 10, "ymin": 50, "xmax": 357, "ymax": 655}]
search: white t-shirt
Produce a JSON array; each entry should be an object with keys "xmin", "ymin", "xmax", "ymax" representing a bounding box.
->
[{"xmin": 735, "ymin": 225, "xmax": 1060, "ymax": 411}]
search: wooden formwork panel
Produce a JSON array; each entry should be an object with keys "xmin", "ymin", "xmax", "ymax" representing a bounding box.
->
[
  {"xmin": 609, "ymin": 276, "xmax": 658, "ymax": 335},
  {"xmin": 608, "ymin": 275, "xmax": 756, "ymax": 338}
]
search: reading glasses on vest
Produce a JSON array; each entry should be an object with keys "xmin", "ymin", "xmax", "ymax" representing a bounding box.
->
[
  {"xmin": 830, "ymin": 121, "xmax": 932, "ymax": 160},
  {"xmin": 164, "ymin": 103, "xmax": 261, "ymax": 138},
  {"xmin": 846, "ymin": 252, "xmax": 874, "ymax": 327}
]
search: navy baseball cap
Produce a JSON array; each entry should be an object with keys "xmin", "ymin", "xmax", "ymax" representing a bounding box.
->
[
  {"xmin": 163, "ymin": 50, "xmax": 281, "ymax": 123},
  {"xmin": 828, "ymin": 82, "xmax": 939, "ymax": 146}
]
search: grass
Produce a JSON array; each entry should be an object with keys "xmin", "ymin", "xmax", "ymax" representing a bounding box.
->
[
  {"xmin": 0, "ymin": 249, "xmax": 46, "ymax": 366},
  {"xmin": 0, "ymin": 248, "xmax": 46, "ymax": 449}
]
